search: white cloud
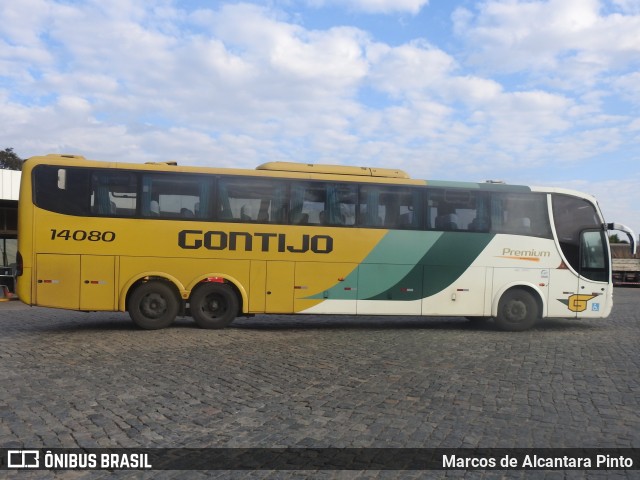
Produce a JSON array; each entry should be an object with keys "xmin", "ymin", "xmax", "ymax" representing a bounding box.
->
[
  {"xmin": 0, "ymin": 1, "xmax": 376, "ymax": 159},
  {"xmin": 611, "ymin": 72, "xmax": 640, "ymax": 105},
  {"xmin": 305, "ymin": 0, "xmax": 429, "ymax": 14},
  {"xmin": 204, "ymin": 3, "xmax": 369, "ymax": 92},
  {"xmin": 0, "ymin": 0, "xmax": 52, "ymax": 48},
  {"xmin": 444, "ymin": 76, "xmax": 503, "ymax": 104},
  {"xmin": 0, "ymin": 0, "xmax": 638, "ymax": 237},
  {"xmin": 0, "ymin": 2, "xmax": 604, "ymax": 173},
  {"xmin": 453, "ymin": 0, "xmax": 640, "ymax": 85},
  {"xmin": 366, "ymin": 40, "xmax": 456, "ymax": 96},
  {"xmin": 611, "ymin": 0, "xmax": 640, "ymax": 14}
]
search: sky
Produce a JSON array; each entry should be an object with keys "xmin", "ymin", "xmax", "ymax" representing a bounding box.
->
[{"xmin": 1, "ymin": 0, "xmax": 639, "ymax": 237}]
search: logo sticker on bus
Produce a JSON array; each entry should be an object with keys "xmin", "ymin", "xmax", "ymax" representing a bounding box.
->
[
  {"xmin": 559, "ymin": 294, "xmax": 598, "ymax": 312},
  {"xmin": 177, "ymin": 230, "xmax": 334, "ymax": 254},
  {"xmin": 497, "ymin": 247, "xmax": 551, "ymax": 262}
]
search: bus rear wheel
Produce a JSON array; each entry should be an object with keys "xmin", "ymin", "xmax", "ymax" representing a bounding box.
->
[
  {"xmin": 190, "ymin": 283, "xmax": 239, "ymax": 329},
  {"xmin": 495, "ymin": 289, "xmax": 538, "ymax": 332},
  {"xmin": 128, "ymin": 281, "xmax": 179, "ymax": 330}
]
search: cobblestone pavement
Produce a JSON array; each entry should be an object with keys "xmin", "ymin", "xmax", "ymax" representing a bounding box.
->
[{"xmin": 1, "ymin": 289, "xmax": 639, "ymax": 479}]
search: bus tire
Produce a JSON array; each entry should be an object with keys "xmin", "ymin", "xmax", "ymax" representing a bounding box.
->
[
  {"xmin": 128, "ymin": 281, "xmax": 179, "ymax": 330},
  {"xmin": 495, "ymin": 288, "xmax": 538, "ymax": 332},
  {"xmin": 190, "ymin": 283, "xmax": 239, "ymax": 329}
]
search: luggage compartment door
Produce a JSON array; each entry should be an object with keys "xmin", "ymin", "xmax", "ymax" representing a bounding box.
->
[{"xmin": 36, "ymin": 254, "xmax": 80, "ymax": 309}]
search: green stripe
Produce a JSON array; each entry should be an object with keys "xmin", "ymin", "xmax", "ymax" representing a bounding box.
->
[
  {"xmin": 364, "ymin": 232, "xmax": 493, "ymax": 301},
  {"xmin": 308, "ymin": 231, "xmax": 494, "ymax": 301},
  {"xmin": 420, "ymin": 232, "xmax": 493, "ymax": 296},
  {"xmin": 307, "ymin": 231, "xmax": 438, "ymax": 300}
]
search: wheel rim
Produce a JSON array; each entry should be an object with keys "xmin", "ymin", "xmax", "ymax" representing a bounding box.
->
[
  {"xmin": 200, "ymin": 293, "xmax": 227, "ymax": 319},
  {"xmin": 140, "ymin": 292, "xmax": 167, "ymax": 319},
  {"xmin": 505, "ymin": 299, "xmax": 527, "ymax": 323}
]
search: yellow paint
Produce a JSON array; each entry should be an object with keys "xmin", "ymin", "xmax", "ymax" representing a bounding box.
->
[{"xmin": 17, "ymin": 154, "xmax": 404, "ymax": 314}]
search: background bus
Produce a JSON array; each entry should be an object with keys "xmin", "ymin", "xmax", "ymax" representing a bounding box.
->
[
  {"xmin": 16, "ymin": 154, "xmax": 635, "ymax": 331},
  {"xmin": 0, "ymin": 169, "xmax": 19, "ymax": 295}
]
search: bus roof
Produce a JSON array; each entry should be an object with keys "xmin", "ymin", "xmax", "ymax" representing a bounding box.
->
[
  {"xmin": 24, "ymin": 154, "xmax": 599, "ymax": 201},
  {"xmin": 256, "ymin": 161, "xmax": 410, "ymax": 179}
]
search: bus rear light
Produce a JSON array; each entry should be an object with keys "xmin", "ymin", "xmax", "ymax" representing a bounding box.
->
[{"xmin": 205, "ymin": 277, "xmax": 225, "ymax": 283}]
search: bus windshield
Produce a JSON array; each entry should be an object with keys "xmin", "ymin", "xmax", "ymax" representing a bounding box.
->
[{"xmin": 552, "ymin": 194, "xmax": 604, "ymax": 275}]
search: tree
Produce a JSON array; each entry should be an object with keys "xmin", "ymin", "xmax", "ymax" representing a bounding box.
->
[
  {"xmin": 0, "ymin": 148, "xmax": 24, "ymax": 170},
  {"xmin": 609, "ymin": 233, "xmax": 629, "ymax": 244}
]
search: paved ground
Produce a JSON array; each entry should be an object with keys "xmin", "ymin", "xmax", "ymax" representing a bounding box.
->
[{"xmin": 1, "ymin": 289, "xmax": 639, "ymax": 479}]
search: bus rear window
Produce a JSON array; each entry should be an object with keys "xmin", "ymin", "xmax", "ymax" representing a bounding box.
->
[{"xmin": 33, "ymin": 165, "xmax": 91, "ymax": 216}]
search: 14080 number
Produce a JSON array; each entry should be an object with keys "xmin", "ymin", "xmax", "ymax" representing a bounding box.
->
[{"xmin": 50, "ymin": 229, "xmax": 116, "ymax": 242}]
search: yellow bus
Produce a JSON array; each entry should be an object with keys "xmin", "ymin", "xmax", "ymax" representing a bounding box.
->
[{"xmin": 16, "ymin": 154, "xmax": 635, "ymax": 331}]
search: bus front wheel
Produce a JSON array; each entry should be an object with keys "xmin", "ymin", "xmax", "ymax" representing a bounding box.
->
[
  {"xmin": 495, "ymin": 289, "xmax": 539, "ymax": 332},
  {"xmin": 190, "ymin": 283, "xmax": 239, "ymax": 329},
  {"xmin": 128, "ymin": 281, "xmax": 179, "ymax": 330}
]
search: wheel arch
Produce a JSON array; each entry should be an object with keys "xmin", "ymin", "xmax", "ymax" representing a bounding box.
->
[
  {"xmin": 491, "ymin": 282, "xmax": 546, "ymax": 318},
  {"xmin": 120, "ymin": 272, "xmax": 185, "ymax": 312},
  {"xmin": 187, "ymin": 274, "xmax": 248, "ymax": 315}
]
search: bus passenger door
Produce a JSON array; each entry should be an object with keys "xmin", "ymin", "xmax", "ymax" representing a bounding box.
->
[
  {"xmin": 265, "ymin": 261, "xmax": 294, "ymax": 313},
  {"xmin": 548, "ymin": 229, "xmax": 610, "ymax": 318},
  {"xmin": 576, "ymin": 229, "xmax": 611, "ymax": 318},
  {"xmin": 80, "ymin": 255, "xmax": 115, "ymax": 311},
  {"xmin": 36, "ymin": 254, "xmax": 80, "ymax": 309}
]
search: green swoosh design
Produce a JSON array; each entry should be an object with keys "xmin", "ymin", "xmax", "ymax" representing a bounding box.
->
[{"xmin": 307, "ymin": 231, "xmax": 494, "ymax": 301}]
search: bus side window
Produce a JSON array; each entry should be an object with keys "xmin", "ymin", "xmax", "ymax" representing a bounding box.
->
[
  {"xmin": 435, "ymin": 205, "xmax": 459, "ymax": 231},
  {"xmin": 140, "ymin": 173, "xmax": 209, "ymax": 219},
  {"xmin": 359, "ymin": 185, "xmax": 421, "ymax": 230},
  {"xmin": 91, "ymin": 171, "xmax": 137, "ymax": 217},
  {"xmin": 428, "ymin": 190, "xmax": 457, "ymax": 231},
  {"xmin": 217, "ymin": 177, "xmax": 287, "ymax": 223},
  {"xmin": 492, "ymin": 193, "xmax": 552, "ymax": 238},
  {"xmin": 290, "ymin": 183, "xmax": 324, "ymax": 225},
  {"xmin": 427, "ymin": 189, "xmax": 489, "ymax": 232},
  {"xmin": 290, "ymin": 183, "xmax": 356, "ymax": 226},
  {"xmin": 326, "ymin": 184, "xmax": 356, "ymax": 226}
]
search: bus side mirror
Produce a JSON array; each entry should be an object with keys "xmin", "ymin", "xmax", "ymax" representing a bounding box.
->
[{"xmin": 607, "ymin": 223, "xmax": 636, "ymax": 255}]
